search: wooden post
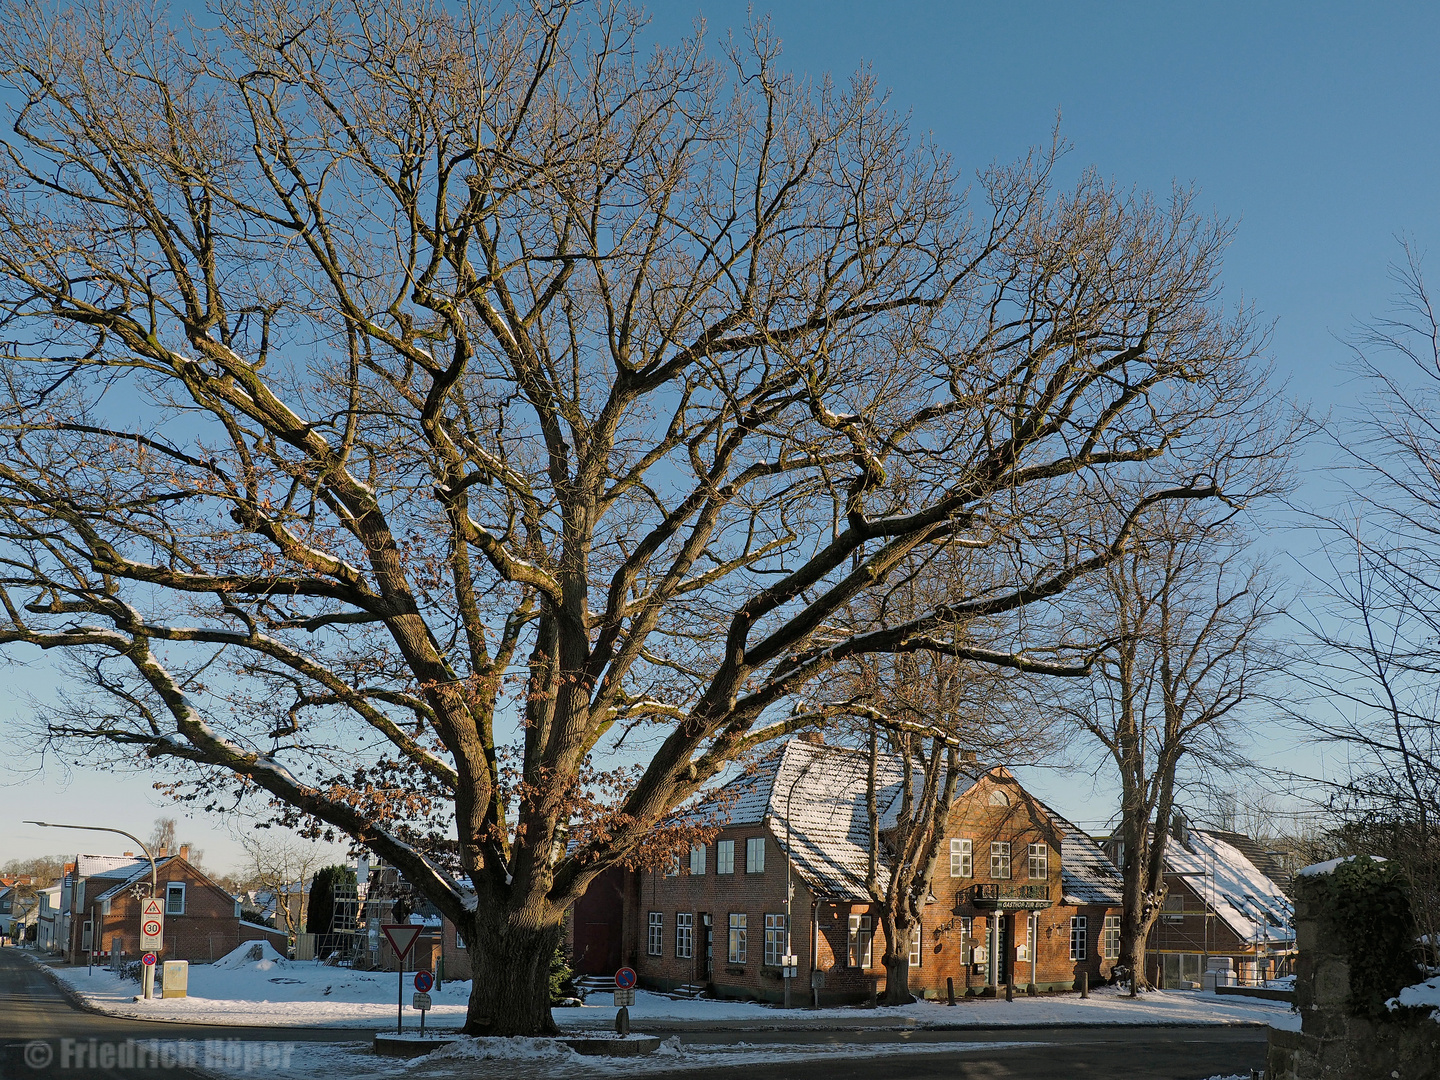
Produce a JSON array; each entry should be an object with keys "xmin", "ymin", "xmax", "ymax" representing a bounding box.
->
[{"xmin": 946, "ymin": 977, "xmax": 956, "ymax": 1006}]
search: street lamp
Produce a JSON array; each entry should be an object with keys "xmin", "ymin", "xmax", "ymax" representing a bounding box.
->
[{"xmin": 24, "ymin": 821, "xmax": 160, "ymax": 998}]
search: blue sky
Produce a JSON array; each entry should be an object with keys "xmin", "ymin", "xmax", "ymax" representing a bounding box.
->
[{"xmin": 5, "ymin": 1, "xmax": 1437, "ymax": 870}]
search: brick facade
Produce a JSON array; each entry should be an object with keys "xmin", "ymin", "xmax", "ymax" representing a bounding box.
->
[
  {"xmin": 67, "ymin": 856, "xmax": 278, "ymax": 964},
  {"xmin": 587, "ymin": 764, "xmax": 1120, "ymax": 1004}
]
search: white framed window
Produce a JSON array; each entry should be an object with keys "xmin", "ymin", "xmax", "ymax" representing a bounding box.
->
[
  {"xmin": 908, "ymin": 924, "xmax": 921, "ymax": 968},
  {"xmin": 456, "ymin": 930, "xmax": 466, "ymax": 949},
  {"xmin": 1017, "ymin": 914, "xmax": 1034, "ymax": 962},
  {"xmin": 165, "ymin": 882, "xmax": 186, "ymax": 915},
  {"xmin": 949, "ymin": 838, "xmax": 972, "ymax": 878},
  {"xmin": 1028, "ymin": 843, "xmax": 1048, "ymax": 881},
  {"xmin": 664, "ymin": 854, "xmax": 681, "ymax": 877},
  {"xmin": 676, "ymin": 912, "xmax": 694, "ymax": 958},
  {"xmin": 745, "ymin": 837, "xmax": 765, "ymax": 874},
  {"xmin": 689, "ymin": 844, "xmax": 706, "ymax": 876},
  {"xmin": 647, "ymin": 912, "xmax": 663, "ymax": 956},
  {"xmin": 1070, "ymin": 916, "xmax": 1087, "ymax": 961},
  {"xmin": 727, "ymin": 913, "xmax": 747, "ymax": 964},
  {"xmin": 1103, "ymin": 915, "xmax": 1120, "ymax": 959},
  {"xmin": 717, "ymin": 840, "xmax": 735, "ymax": 875},
  {"xmin": 847, "ymin": 914, "xmax": 872, "ymax": 968},
  {"xmin": 990, "ymin": 842, "xmax": 1011, "ymax": 880},
  {"xmin": 764, "ymin": 914, "xmax": 786, "ymax": 966}
]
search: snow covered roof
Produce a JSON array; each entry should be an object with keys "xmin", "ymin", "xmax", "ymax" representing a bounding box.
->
[
  {"xmin": 694, "ymin": 739, "xmax": 999, "ymax": 903},
  {"xmin": 1167, "ymin": 829, "xmax": 1293, "ymax": 943},
  {"xmin": 93, "ymin": 857, "xmax": 179, "ymax": 903},
  {"xmin": 1041, "ymin": 813, "xmax": 1124, "ymax": 907},
  {"xmin": 75, "ymin": 854, "xmax": 151, "ymax": 879}
]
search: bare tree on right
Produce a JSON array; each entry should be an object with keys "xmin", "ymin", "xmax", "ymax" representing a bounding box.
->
[{"xmin": 1058, "ymin": 508, "xmax": 1284, "ymax": 992}]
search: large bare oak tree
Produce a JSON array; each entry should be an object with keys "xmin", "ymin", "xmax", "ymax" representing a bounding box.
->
[{"xmin": 0, "ymin": 0, "xmax": 1275, "ymax": 1032}]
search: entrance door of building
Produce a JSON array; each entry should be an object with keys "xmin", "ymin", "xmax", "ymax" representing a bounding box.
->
[{"xmin": 699, "ymin": 913, "xmax": 713, "ymax": 983}]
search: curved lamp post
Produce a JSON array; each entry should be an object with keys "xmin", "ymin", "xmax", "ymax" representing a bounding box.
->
[{"xmin": 24, "ymin": 821, "xmax": 160, "ymax": 997}]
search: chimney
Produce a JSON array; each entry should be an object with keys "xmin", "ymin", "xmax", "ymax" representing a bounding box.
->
[
  {"xmin": 179, "ymin": 844, "xmax": 190, "ymax": 862},
  {"xmin": 959, "ymin": 749, "xmax": 978, "ymax": 766},
  {"xmin": 123, "ymin": 851, "xmax": 134, "ymax": 858},
  {"xmin": 158, "ymin": 846, "xmax": 169, "ymax": 858},
  {"xmin": 798, "ymin": 730, "xmax": 825, "ymax": 746}
]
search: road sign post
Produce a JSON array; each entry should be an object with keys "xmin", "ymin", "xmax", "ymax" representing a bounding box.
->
[
  {"xmin": 413, "ymin": 971, "xmax": 434, "ymax": 1034},
  {"xmin": 141, "ymin": 952, "xmax": 157, "ymax": 1001},
  {"xmin": 381, "ymin": 924, "xmax": 423, "ymax": 1034},
  {"xmin": 614, "ymin": 967, "xmax": 637, "ymax": 1034},
  {"xmin": 140, "ymin": 896, "xmax": 165, "ymax": 1000}
]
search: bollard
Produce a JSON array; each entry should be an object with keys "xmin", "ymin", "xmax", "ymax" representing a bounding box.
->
[
  {"xmin": 1027, "ymin": 982, "xmax": 1037, "ymax": 997},
  {"xmin": 946, "ymin": 977, "xmax": 956, "ymax": 1006},
  {"xmin": 868, "ymin": 979, "xmax": 878, "ymax": 1008},
  {"xmin": 616, "ymin": 1005, "xmax": 630, "ymax": 1037},
  {"xmin": 1005, "ymin": 980, "xmax": 1013, "ymax": 1002},
  {"xmin": 1080, "ymin": 971, "xmax": 1089, "ymax": 999}
]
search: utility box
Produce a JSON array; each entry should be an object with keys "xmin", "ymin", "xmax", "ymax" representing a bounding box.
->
[
  {"xmin": 161, "ymin": 960, "xmax": 189, "ymax": 998},
  {"xmin": 1202, "ymin": 956, "xmax": 1234, "ymax": 992}
]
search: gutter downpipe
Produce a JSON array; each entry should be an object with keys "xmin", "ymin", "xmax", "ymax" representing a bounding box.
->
[{"xmin": 782, "ymin": 753, "xmax": 820, "ymax": 1009}]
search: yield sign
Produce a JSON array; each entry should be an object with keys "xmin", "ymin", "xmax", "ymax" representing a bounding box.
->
[
  {"xmin": 143, "ymin": 897, "xmax": 164, "ymax": 917},
  {"xmin": 380, "ymin": 923, "xmax": 422, "ymax": 960}
]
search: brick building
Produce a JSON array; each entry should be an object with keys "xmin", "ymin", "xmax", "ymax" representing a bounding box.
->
[
  {"xmin": 569, "ymin": 736, "xmax": 1123, "ymax": 1004},
  {"xmin": 65, "ymin": 851, "xmax": 285, "ymax": 964}
]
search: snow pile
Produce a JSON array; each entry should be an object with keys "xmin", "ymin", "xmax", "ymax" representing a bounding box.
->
[
  {"xmin": 1296, "ymin": 854, "xmax": 1387, "ymax": 877},
  {"xmin": 1388, "ymin": 976, "xmax": 1440, "ymax": 1021},
  {"xmin": 421, "ymin": 1035, "xmax": 583, "ymax": 1066},
  {"xmin": 212, "ymin": 940, "xmax": 289, "ymax": 970}
]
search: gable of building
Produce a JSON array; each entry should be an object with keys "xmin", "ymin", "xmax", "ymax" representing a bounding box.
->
[{"xmin": 1163, "ymin": 828, "xmax": 1293, "ymax": 943}]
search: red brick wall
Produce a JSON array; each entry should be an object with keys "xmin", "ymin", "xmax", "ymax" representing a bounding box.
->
[
  {"xmin": 633, "ymin": 827, "xmax": 803, "ymax": 1002},
  {"xmin": 611, "ymin": 768, "xmax": 1120, "ymax": 1003},
  {"xmin": 70, "ymin": 859, "xmax": 248, "ymax": 964}
]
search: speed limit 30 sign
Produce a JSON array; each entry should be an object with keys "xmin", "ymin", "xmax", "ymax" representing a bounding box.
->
[{"xmin": 141, "ymin": 897, "xmax": 165, "ymax": 950}]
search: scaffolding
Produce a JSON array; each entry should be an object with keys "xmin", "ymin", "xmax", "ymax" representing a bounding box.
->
[{"xmin": 327, "ymin": 880, "xmax": 360, "ymax": 959}]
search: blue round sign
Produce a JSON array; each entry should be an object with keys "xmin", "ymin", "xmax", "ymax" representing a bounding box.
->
[
  {"xmin": 615, "ymin": 967, "xmax": 637, "ymax": 990},
  {"xmin": 414, "ymin": 970, "xmax": 434, "ymax": 993}
]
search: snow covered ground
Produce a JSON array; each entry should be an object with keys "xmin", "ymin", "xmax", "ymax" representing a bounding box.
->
[{"xmin": 37, "ymin": 942, "xmax": 1298, "ymax": 1033}]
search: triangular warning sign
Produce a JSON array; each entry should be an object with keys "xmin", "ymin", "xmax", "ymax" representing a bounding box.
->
[
  {"xmin": 381, "ymin": 923, "xmax": 422, "ymax": 959},
  {"xmin": 143, "ymin": 897, "xmax": 164, "ymax": 917}
]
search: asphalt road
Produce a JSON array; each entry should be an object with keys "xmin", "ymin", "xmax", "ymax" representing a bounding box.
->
[
  {"xmin": 0, "ymin": 947, "xmax": 1271, "ymax": 1079},
  {"xmin": 0, "ymin": 947, "xmax": 358, "ymax": 1079},
  {"xmin": 669, "ymin": 1026, "xmax": 1269, "ymax": 1079}
]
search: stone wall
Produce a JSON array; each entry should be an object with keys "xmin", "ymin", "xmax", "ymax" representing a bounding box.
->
[{"xmin": 1266, "ymin": 857, "xmax": 1439, "ymax": 1080}]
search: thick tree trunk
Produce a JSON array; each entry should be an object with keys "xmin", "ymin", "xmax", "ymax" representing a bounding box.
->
[
  {"xmin": 460, "ymin": 906, "xmax": 564, "ymax": 1036},
  {"xmin": 880, "ymin": 912, "xmax": 915, "ymax": 1005}
]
